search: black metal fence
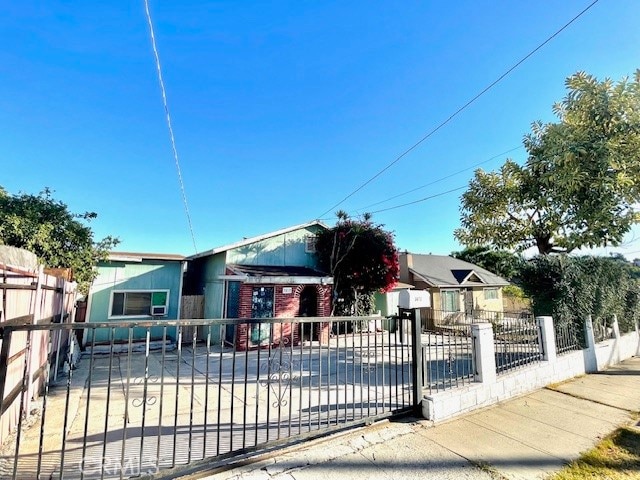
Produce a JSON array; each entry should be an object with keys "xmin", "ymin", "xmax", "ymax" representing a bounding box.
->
[
  {"xmin": 421, "ymin": 309, "xmax": 487, "ymax": 333},
  {"xmin": 421, "ymin": 328, "xmax": 474, "ymax": 394},
  {"xmin": 554, "ymin": 320, "xmax": 585, "ymax": 354},
  {"xmin": 0, "ymin": 317, "xmax": 416, "ymax": 480},
  {"xmin": 493, "ymin": 313, "xmax": 543, "ymax": 375}
]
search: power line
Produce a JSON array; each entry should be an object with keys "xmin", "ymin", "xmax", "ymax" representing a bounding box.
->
[
  {"xmin": 354, "ymin": 145, "xmax": 522, "ymax": 213},
  {"xmin": 349, "ymin": 138, "xmax": 613, "ymax": 217},
  {"xmin": 317, "ymin": 0, "xmax": 600, "ymax": 219},
  {"xmin": 144, "ymin": 0, "xmax": 198, "ymax": 254},
  {"xmin": 367, "ymin": 185, "xmax": 467, "ymax": 215}
]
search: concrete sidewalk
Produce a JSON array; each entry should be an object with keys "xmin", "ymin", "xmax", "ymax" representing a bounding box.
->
[{"xmin": 194, "ymin": 356, "xmax": 640, "ymax": 480}]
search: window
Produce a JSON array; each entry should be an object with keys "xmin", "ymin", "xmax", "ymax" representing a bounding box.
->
[
  {"xmin": 305, "ymin": 235, "xmax": 317, "ymax": 253},
  {"xmin": 110, "ymin": 290, "xmax": 169, "ymax": 318},
  {"xmin": 484, "ymin": 288, "xmax": 499, "ymax": 300},
  {"xmin": 441, "ymin": 290, "xmax": 460, "ymax": 312}
]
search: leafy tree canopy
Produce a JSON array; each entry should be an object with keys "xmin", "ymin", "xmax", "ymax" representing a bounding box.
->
[
  {"xmin": 315, "ymin": 212, "xmax": 399, "ymax": 316},
  {"xmin": 456, "ymin": 71, "xmax": 640, "ymax": 255},
  {"xmin": 451, "ymin": 246, "xmax": 523, "ymax": 281},
  {"xmin": 0, "ymin": 187, "xmax": 119, "ymax": 293}
]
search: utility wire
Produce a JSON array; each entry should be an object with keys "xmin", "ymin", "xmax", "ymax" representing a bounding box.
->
[
  {"xmin": 348, "ymin": 138, "xmax": 614, "ymax": 217},
  {"xmin": 355, "ymin": 145, "xmax": 522, "ymax": 212},
  {"xmin": 317, "ymin": 0, "xmax": 600, "ymax": 219},
  {"xmin": 144, "ymin": 0, "xmax": 198, "ymax": 254},
  {"xmin": 367, "ymin": 185, "xmax": 467, "ymax": 215}
]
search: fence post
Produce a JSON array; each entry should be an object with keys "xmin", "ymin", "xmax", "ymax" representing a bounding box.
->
[
  {"xmin": 410, "ymin": 310, "xmax": 423, "ymax": 415},
  {"xmin": 584, "ymin": 315, "xmax": 598, "ymax": 373},
  {"xmin": 611, "ymin": 314, "xmax": 621, "ymax": 364},
  {"xmin": 611, "ymin": 314, "xmax": 621, "ymax": 340},
  {"xmin": 0, "ymin": 325, "xmax": 13, "ymax": 418},
  {"xmin": 536, "ymin": 316, "xmax": 556, "ymax": 362},
  {"xmin": 471, "ymin": 322, "xmax": 496, "ymax": 384}
]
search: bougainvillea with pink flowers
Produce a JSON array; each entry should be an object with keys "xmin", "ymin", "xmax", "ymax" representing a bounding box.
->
[{"xmin": 316, "ymin": 211, "xmax": 399, "ymax": 316}]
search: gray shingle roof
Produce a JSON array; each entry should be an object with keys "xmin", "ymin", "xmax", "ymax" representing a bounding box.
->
[{"xmin": 409, "ymin": 254, "xmax": 509, "ymax": 287}]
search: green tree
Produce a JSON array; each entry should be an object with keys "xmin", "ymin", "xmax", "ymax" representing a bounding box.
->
[
  {"xmin": 0, "ymin": 187, "xmax": 119, "ymax": 293},
  {"xmin": 456, "ymin": 71, "xmax": 640, "ymax": 255},
  {"xmin": 315, "ymin": 212, "xmax": 399, "ymax": 316},
  {"xmin": 451, "ymin": 246, "xmax": 523, "ymax": 281}
]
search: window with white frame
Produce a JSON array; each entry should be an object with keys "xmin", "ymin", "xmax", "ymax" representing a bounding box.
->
[
  {"xmin": 441, "ymin": 290, "xmax": 460, "ymax": 312},
  {"xmin": 110, "ymin": 290, "xmax": 169, "ymax": 318},
  {"xmin": 483, "ymin": 288, "xmax": 499, "ymax": 300}
]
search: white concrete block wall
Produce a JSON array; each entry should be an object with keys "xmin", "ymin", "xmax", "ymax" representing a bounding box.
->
[{"xmin": 422, "ymin": 316, "xmax": 639, "ymax": 423}]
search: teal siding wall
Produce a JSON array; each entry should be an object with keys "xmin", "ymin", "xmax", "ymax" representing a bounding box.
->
[
  {"xmin": 199, "ymin": 224, "xmax": 326, "ymax": 344},
  {"xmin": 87, "ymin": 259, "xmax": 183, "ymax": 343},
  {"xmin": 226, "ymin": 225, "xmax": 322, "ymax": 268},
  {"xmin": 202, "ymin": 253, "xmax": 227, "ymax": 343}
]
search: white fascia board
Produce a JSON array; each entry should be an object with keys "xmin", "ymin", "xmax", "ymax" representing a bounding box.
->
[
  {"xmin": 218, "ymin": 274, "xmax": 249, "ymax": 281},
  {"xmin": 460, "ymin": 270, "xmax": 486, "ymax": 284},
  {"xmin": 108, "ymin": 254, "xmax": 143, "ymax": 262},
  {"xmin": 187, "ymin": 220, "xmax": 329, "ymax": 260}
]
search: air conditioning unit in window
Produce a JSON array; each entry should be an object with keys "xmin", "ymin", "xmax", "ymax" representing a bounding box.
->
[{"xmin": 151, "ymin": 305, "xmax": 167, "ymax": 316}]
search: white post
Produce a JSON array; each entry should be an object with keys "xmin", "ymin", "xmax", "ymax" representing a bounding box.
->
[
  {"xmin": 611, "ymin": 314, "xmax": 621, "ymax": 364},
  {"xmin": 471, "ymin": 322, "xmax": 496, "ymax": 384},
  {"xmin": 584, "ymin": 315, "xmax": 598, "ymax": 373},
  {"xmin": 536, "ymin": 316, "xmax": 556, "ymax": 363}
]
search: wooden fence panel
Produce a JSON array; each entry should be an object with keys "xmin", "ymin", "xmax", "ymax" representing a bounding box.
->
[
  {"xmin": 0, "ymin": 264, "xmax": 77, "ymax": 446},
  {"xmin": 180, "ymin": 295, "xmax": 205, "ymax": 343}
]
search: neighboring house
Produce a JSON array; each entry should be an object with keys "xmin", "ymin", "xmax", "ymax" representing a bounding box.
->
[
  {"xmin": 183, "ymin": 221, "xmax": 333, "ymax": 347},
  {"xmin": 374, "ymin": 282, "xmax": 415, "ymax": 317},
  {"xmin": 86, "ymin": 252, "xmax": 186, "ymax": 343},
  {"xmin": 398, "ymin": 252, "xmax": 509, "ymax": 317}
]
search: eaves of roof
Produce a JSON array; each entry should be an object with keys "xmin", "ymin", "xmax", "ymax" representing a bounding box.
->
[
  {"xmin": 107, "ymin": 252, "xmax": 185, "ymax": 262},
  {"xmin": 186, "ymin": 220, "xmax": 328, "ymax": 260}
]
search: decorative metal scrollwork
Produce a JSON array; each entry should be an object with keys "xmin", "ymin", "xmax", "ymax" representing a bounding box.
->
[
  {"xmin": 131, "ymin": 375, "xmax": 159, "ymax": 408},
  {"xmin": 259, "ymin": 335, "xmax": 299, "ymax": 408},
  {"xmin": 362, "ymin": 348, "xmax": 377, "ymax": 372},
  {"xmin": 446, "ymin": 349, "xmax": 454, "ymax": 375}
]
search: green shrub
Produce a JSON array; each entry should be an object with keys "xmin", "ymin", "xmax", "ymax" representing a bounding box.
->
[{"xmin": 519, "ymin": 255, "xmax": 640, "ymax": 334}]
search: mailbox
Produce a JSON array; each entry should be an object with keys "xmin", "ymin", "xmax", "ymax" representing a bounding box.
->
[{"xmin": 397, "ymin": 289, "xmax": 430, "ymax": 309}]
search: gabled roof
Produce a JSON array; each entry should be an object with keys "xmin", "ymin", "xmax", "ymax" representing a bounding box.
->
[
  {"xmin": 107, "ymin": 252, "xmax": 185, "ymax": 262},
  {"xmin": 187, "ymin": 220, "xmax": 328, "ymax": 260},
  {"xmin": 408, "ymin": 254, "xmax": 509, "ymax": 288}
]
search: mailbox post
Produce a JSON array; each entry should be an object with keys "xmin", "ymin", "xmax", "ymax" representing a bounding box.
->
[{"xmin": 396, "ymin": 289, "xmax": 430, "ymax": 413}]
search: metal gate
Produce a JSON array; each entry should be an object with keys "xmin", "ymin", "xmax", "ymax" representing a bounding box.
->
[{"xmin": 0, "ymin": 316, "xmax": 417, "ymax": 479}]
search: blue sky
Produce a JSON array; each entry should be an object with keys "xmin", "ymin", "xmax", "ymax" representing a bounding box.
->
[{"xmin": 2, "ymin": 1, "xmax": 639, "ymax": 258}]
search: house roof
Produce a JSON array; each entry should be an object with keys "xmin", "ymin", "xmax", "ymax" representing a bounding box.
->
[
  {"xmin": 223, "ymin": 264, "xmax": 333, "ymax": 285},
  {"xmin": 107, "ymin": 252, "xmax": 185, "ymax": 262},
  {"xmin": 408, "ymin": 254, "xmax": 509, "ymax": 288},
  {"xmin": 187, "ymin": 220, "xmax": 328, "ymax": 260},
  {"xmin": 389, "ymin": 281, "xmax": 415, "ymax": 291},
  {"xmin": 228, "ymin": 264, "xmax": 329, "ymax": 277}
]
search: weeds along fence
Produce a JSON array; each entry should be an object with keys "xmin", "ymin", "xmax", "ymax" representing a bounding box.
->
[{"xmin": 0, "ymin": 317, "xmax": 417, "ymax": 480}]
